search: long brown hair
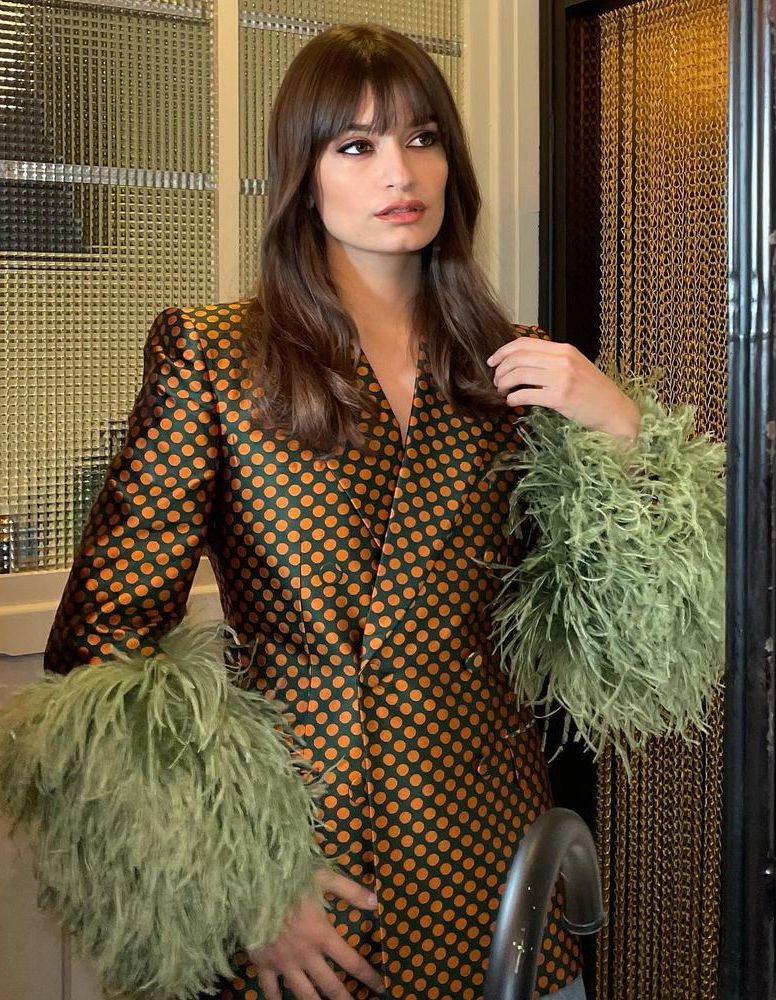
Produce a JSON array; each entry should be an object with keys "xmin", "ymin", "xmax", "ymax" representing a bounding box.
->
[{"xmin": 243, "ymin": 22, "xmax": 516, "ymax": 456}]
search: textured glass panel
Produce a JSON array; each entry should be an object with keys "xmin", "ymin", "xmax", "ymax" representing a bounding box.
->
[
  {"xmin": 1, "ymin": 1, "xmax": 216, "ymax": 573},
  {"xmin": 239, "ymin": 1, "xmax": 463, "ymax": 295}
]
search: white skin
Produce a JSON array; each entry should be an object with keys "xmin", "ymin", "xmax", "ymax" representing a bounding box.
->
[
  {"xmin": 312, "ymin": 88, "xmax": 449, "ymax": 370},
  {"xmin": 248, "ymin": 83, "xmax": 641, "ymax": 1000},
  {"xmin": 248, "ymin": 868, "xmax": 386, "ymax": 1000}
]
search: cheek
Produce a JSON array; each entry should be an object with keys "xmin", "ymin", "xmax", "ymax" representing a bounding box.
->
[
  {"xmin": 431, "ymin": 160, "xmax": 448, "ymax": 206},
  {"xmin": 316, "ymin": 177, "xmax": 354, "ymax": 228},
  {"xmin": 434, "ymin": 165, "xmax": 448, "ymax": 210},
  {"xmin": 314, "ymin": 158, "xmax": 352, "ymax": 216}
]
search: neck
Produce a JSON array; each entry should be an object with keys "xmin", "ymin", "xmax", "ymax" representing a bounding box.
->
[{"xmin": 325, "ymin": 238, "xmax": 422, "ymax": 349}]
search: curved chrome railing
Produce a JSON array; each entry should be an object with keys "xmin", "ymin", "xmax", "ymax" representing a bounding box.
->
[{"xmin": 484, "ymin": 807, "xmax": 607, "ymax": 1000}]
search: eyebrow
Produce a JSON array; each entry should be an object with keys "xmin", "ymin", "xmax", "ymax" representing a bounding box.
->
[{"xmin": 342, "ymin": 115, "xmax": 438, "ymax": 133}]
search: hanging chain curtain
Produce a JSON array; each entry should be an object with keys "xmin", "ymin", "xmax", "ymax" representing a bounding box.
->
[{"xmin": 566, "ymin": 1, "xmax": 728, "ymax": 996}]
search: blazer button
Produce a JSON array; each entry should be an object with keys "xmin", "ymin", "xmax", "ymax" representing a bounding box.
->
[
  {"xmin": 349, "ymin": 772, "xmax": 368, "ymax": 807},
  {"xmin": 309, "ymin": 566, "xmax": 347, "ymax": 587},
  {"xmin": 364, "ymin": 672, "xmax": 392, "ymax": 690}
]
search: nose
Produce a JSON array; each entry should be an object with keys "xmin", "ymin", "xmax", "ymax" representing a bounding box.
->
[{"xmin": 378, "ymin": 138, "xmax": 415, "ymax": 189}]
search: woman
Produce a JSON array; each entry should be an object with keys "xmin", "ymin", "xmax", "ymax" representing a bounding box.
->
[{"xmin": 2, "ymin": 21, "xmax": 723, "ymax": 1000}]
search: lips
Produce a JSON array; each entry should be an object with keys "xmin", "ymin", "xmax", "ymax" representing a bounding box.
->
[{"xmin": 376, "ymin": 200, "xmax": 426, "ymax": 216}]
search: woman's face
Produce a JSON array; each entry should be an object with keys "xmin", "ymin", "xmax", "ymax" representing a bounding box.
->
[{"xmin": 311, "ymin": 88, "xmax": 448, "ymax": 264}]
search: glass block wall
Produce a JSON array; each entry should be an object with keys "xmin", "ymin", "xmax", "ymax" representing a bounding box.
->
[
  {"xmin": 1, "ymin": 0, "xmax": 462, "ymax": 575},
  {"xmin": 1, "ymin": 0, "xmax": 216, "ymax": 573}
]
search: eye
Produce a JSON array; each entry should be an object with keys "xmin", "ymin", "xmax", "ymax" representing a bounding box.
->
[
  {"xmin": 337, "ymin": 138, "xmax": 373, "ymax": 156},
  {"xmin": 336, "ymin": 130, "xmax": 440, "ymax": 156},
  {"xmin": 410, "ymin": 130, "xmax": 439, "ymax": 147}
]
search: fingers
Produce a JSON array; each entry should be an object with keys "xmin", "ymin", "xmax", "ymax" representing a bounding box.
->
[
  {"xmin": 251, "ymin": 875, "xmax": 383, "ymax": 1000},
  {"xmin": 492, "ymin": 345, "xmax": 567, "ymax": 377},
  {"xmin": 491, "ymin": 347, "xmax": 577, "ymax": 404},
  {"xmin": 324, "ymin": 931, "xmax": 386, "ymax": 996},
  {"xmin": 491, "ymin": 354, "xmax": 565, "ymax": 385},
  {"xmin": 504, "ymin": 388, "xmax": 548, "ymax": 408},
  {"xmin": 494, "ymin": 368, "xmax": 548, "ymax": 394},
  {"xmin": 316, "ymin": 870, "xmax": 379, "ymax": 911},
  {"xmin": 492, "ymin": 361, "xmax": 549, "ymax": 397},
  {"xmin": 490, "ymin": 355, "xmax": 557, "ymax": 400},
  {"xmin": 487, "ymin": 336, "xmax": 562, "ymax": 367},
  {"xmin": 495, "ymin": 368, "xmax": 554, "ymax": 409},
  {"xmin": 283, "ymin": 969, "xmax": 325, "ymax": 1000},
  {"xmin": 257, "ymin": 968, "xmax": 284, "ymax": 1000},
  {"xmin": 302, "ymin": 957, "xmax": 356, "ymax": 1000}
]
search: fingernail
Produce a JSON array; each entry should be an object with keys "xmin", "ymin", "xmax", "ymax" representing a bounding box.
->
[
  {"xmin": 367, "ymin": 893, "xmax": 378, "ymax": 906},
  {"xmin": 486, "ymin": 356, "xmax": 494, "ymax": 365}
]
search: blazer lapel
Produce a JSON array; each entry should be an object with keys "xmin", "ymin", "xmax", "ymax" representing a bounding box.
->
[
  {"xmin": 314, "ymin": 342, "xmax": 406, "ymax": 551},
  {"xmin": 315, "ymin": 337, "xmax": 521, "ymax": 675},
  {"xmin": 355, "ymin": 340, "xmax": 505, "ymax": 675}
]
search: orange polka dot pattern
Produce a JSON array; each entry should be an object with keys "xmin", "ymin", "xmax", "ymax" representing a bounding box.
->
[{"xmin": 45, "ymin": 304, "xmax": 582, "ymax": 999}]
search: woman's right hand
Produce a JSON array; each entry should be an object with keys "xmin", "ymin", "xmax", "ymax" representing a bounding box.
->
[{"xmin": 248, "ymin": 868, "xmax": 386, "ymax": 1000}]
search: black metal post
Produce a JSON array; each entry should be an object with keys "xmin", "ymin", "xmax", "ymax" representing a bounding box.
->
[
  {"xmin": 539, "ymin": 6, "xmax": 602, "ymax": 995},
  {"xmin": 719, "ymin": 1, "xmax": 776, "ymax": 997}
]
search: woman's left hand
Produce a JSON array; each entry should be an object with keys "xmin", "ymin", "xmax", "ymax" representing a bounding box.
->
[{"xmin": 486, "ymin": 336, "xmax": 642, "ymax": 442}]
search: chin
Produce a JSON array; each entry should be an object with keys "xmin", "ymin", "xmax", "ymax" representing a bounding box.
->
[{"xmin": 385, "ymin": 230, "xmax": 439, "ymax": 252}]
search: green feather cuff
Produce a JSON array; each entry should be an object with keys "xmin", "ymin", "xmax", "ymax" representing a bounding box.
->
[
  {"xmin": 0, "ymin": 618, "xmax": 335, "ymax": 999},
  {"xmin": 484, "ymin": 368, "xmax": 726, "ymax": 766}
]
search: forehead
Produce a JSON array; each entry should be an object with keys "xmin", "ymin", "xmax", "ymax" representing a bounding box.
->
[
  {"xmin": 346, "ymin": 84, "xmax": 435, "ymax": 133},
  {"xmin": 355, "ymin": 88, "xmax": 411, "ymax": 118}
]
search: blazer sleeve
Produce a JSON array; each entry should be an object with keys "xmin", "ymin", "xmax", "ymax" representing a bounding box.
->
[
  {"xmin": 487, "ymin": 323, "xmax": 726, "ymax": 767},
  {"xmin": 44, "ymin": 305, "xmax": 220, "ymax": 673},
  {"xmin": 1, "ymin": 307, "xmax": 334, "ymax": 1000}
]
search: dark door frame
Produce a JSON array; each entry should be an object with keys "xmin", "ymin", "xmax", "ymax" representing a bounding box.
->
[
  {"xmin": 538, "ymin": 2, "xmax": 776, "ymax": 998},
  {"xmin": 720, "ymin": 1, "xmax": 775, "ymax": 996}
]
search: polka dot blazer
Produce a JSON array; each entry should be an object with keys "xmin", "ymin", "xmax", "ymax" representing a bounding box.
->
[{"xmin": 44, "ymin": 302, "xmax": 583, "ymax": 999}]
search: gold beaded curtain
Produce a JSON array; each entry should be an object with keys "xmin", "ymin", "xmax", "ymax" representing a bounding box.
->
[
  {"xmin": 566, "ymin": 1, "xmax": 728, "ymax": 998},
  {"xmin": 0, "ymin": 1, "xmax": 461, "ymax": 577}
]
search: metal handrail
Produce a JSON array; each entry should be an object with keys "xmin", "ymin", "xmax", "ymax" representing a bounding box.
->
[{"xmin": 484, "ymin": 808, "xmax": 607, "ymax": 1000}]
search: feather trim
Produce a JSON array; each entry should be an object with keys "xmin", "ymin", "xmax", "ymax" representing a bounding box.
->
[
  {"xmin": 483, "ymin": 368, "xmax": 726, "ymax": 768},
  {"xmin": 0, "ymin": 617, "xmax": 335, "ymax": 999}
]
